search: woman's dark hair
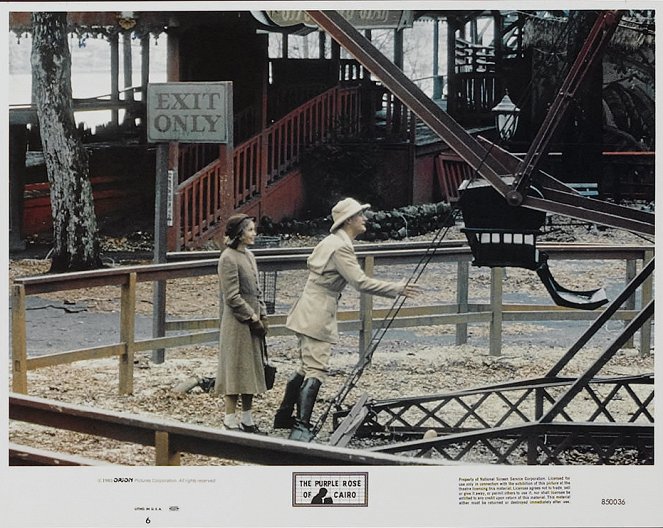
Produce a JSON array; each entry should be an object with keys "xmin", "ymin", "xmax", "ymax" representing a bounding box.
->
[{"xmin": 224, "ymin": 214, "xmax": 253, "ymax": 249}]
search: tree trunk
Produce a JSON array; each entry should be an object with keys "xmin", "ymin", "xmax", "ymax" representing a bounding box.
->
[{"xmin": 31, "ymin": 12, "xmax": 101, "ymax": 271}]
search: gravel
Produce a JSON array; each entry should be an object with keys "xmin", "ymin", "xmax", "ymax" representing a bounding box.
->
[{"xmin": 8, "ymin": 212, "xmax": 655, "ymax": 465}]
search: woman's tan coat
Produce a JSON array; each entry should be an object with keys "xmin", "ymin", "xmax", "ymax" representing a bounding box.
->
[{"xmin": 216, "ymin": 247, "xmax": 267, "ymax": 395}]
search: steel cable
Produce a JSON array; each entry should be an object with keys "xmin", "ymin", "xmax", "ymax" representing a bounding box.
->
[
  {"xmin": 311, "ymin": 206, "xmax": 461, "ymax": 437},
  {"xmin": 312, "ymin": 11, "xmax": 577, "ymax": 439}
]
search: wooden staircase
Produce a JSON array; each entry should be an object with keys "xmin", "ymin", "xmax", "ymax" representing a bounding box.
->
[{"xmin": 172, "ymin": 85, "xmax": 361, "ymax": 250}]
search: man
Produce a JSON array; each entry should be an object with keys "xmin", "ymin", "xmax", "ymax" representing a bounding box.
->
[{"xmin": 274, "ymin": 197, "xmax": 421, "ymax": 441}]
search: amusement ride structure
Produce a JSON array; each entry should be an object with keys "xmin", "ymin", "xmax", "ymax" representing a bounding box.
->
[{"xmin": 305, "ymin": 10, "xmax": 654, "ymax": 464}]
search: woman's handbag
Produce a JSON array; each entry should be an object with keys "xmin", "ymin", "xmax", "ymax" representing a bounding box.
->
[{"xmin": 262, "ymin": 337, "xmax": 277, "ymax": 390}]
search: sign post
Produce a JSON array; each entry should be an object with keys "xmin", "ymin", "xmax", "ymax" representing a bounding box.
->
[{"xmin": 147, "ymin": 82, "xmax": 233, "ymax": 363}]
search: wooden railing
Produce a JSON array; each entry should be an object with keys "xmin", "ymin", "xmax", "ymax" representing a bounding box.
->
[
  {"xmin": 11, "ymin": 242, "xmax": 653, "ymax": 396},
  {"xmin": 339, "ymin": 58, "xmax": 371, "ymax": 81},
  {"xmin": 435, "ymin": 151, "xmax": 476, "ymax": 202},
  {"xmin": 234, "ymin": 104, "xmax": 261, "ymax": 144},
  {"xmin": 455, "ymin": 39, "xmax": 496, "ymax": 73},
  {"xmin": 176, "ymin": 159, "xmax": 225, "ymax": 247},
  {"xmin": 177, "ymin": 143, "xmax": 220, "ymax": 182},
  {"xmin": 380, "ymin": 90, "xmax": 417, "ymax": 142},
  {"xmin": 9, "ymin": 393, "xmax": 439, "ymax": 466},
  {"xmin": 175, "ymin": 85, "xmax": 361, "ymax": 249},
  {"xmin": 454, "ymin": 72, "xmax": 499, "ymax": 116}
]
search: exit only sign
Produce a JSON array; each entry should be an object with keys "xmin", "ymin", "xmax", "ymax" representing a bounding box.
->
[{"xmin": 146, "ymin": 82, "xmax": 233, "ymax": 144}]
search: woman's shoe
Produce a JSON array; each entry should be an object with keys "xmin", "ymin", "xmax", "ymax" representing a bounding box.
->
[
  {"xmin": 223, "ymin": 414, "xmax": 240, "ymax": 430},
  {"xmin": 240, "ymin": 422, "xmax": 266, "ymax": 435}
]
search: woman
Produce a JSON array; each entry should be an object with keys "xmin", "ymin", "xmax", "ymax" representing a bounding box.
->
[{"xmin": 216, "ymin": 214, "xmax": 269, "ymax": 433}]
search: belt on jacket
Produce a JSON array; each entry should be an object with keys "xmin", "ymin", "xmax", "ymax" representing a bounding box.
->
[{"xmin": 303, "ymin": 278, "xmax": 342, "ymax": 299}]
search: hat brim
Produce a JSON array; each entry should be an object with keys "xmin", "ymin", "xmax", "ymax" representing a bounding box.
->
[{"xmin": 330, "ymin": 203, "xmax": 370, "ymax": 232}]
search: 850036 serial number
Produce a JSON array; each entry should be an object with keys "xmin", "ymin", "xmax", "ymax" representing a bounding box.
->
[{"xmin": 601, "ymin": 498, "xmax": 626, "ymax": 505}]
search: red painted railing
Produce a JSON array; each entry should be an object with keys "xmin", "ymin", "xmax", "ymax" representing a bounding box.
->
[
  {"xmin": 434, "ymin": 152, "xmax": 475, "ymax": 202},
  {"xmin": 435, "ymin": 151, "xmax": 656, "ymax": 204},
  {"xmin": 175, "ymin": 85, "xmax": 360, "ymax": 249},
  {"xmin": 178, "ymin": 143, "xmax": 219, "ymax": 182},
  {"xmin": 176, "ymin": 159, "xmax": 224, "ymax": 247}
]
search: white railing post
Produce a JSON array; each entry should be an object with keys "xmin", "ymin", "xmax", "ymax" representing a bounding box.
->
[
  {"xmin": 456, "ymin": 260, "xmax": 469, "ymax": 345},
  {"xmin": 640, "ymin": 249, "xmax": 654, "ymax": 357},
  {"xmin": 489, "ymin": 267, "xmax": 504, "ymax": 356},
  {"xmin": 359, "ymin": 256, "xmax": 375, "ymax": 360}
]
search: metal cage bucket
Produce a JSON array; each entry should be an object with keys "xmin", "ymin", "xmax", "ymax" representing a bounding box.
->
[{"xmin": 253, "ymin": 235, "xmax": 280, "ymax": 314}]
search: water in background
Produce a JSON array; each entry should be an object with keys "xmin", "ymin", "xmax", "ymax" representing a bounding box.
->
[{"xmin": 9, "ymin": 33, "xmax": 167, "ymax": 130}]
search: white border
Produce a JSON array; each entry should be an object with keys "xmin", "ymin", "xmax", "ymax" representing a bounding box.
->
[{"xmin": 2, "ymin": 2, "xmax": 660, "ymax": 527}]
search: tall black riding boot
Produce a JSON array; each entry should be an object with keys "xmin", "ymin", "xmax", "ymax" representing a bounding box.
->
[
  {"xmin": 289, "ymin": 377, "xmax": 322, "ymax": 442},
  {"xmin": 273, "ymin": 372, "xmax": 305, "ymax": 429}
]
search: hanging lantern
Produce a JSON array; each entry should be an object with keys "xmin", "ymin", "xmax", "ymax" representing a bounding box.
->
[
  {"xmin": 492, "ymin": 91, "xmax": 520, "ymax": 141},
  {"xmin": 117, "ymin": 12, "xmax": 137, "ymax": 31}
]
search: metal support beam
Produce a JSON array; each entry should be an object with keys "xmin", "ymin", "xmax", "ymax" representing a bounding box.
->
[
  {"xmin": 307, "ymin": 11, "xmax": 653, "ymax": 236},
  {"xmin": 476, "ymin": 136, "xmax": 654, "ymax": 235},
  {"xmin": 511, "ymin": 11, "xmax": 623, "ymax": 202},
  {"xmin": 306, "ymin": 10, "xmax": 511, "ymax": 197},
  {"xmin": 540, "ymin": 299, "xmax": 654, "ymax": 423},
  {"xmin": 546, "ymin": 258, "xmax": 654, "ymax": 378}
]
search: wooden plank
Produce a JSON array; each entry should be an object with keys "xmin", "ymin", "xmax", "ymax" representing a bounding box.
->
[
  {"xmin": 640, "ymin": 249, "xmax": 654, "ymax": 357},
  {"xmin": 456, "ymin": 260, "xmax": 469, "ymax": 345},
  {"xmin": 132, "ymin": 331, "xmax": 220, "ymax": 352},
  {"xmin": 9, "ymin": 442, "xmax": 115, "ymax": 466},
  {"xmin": 155, "ymin": 431, "xmax": 181, "ymax": 466},
  {"xmin": 26, "ymin": 344, "xmax": 125, "ymax": 370},
  {"xmin": 624, "ymin": 258, "xmax": 637, "ymax": 348},
  {"xmin": 11, "ymin": 284, "xmax": 28, "ymax": 393},
  {"xmin": 329, "ymin": 394, "xmax": 370, "ymax": 447},
  {"xmin": 165, "ymin": 318, "xmax": 219, "ymax": 331},
  {"xmin": 490, "ymin": 267, "xmax": 504, "ymax": 356},
  {"xmin": 9, "ymin": 393, "xmax": 444, "ymax": 466},
  {"xmin": 119, "ymin": 272, "xmax": 137, "ymax": 394},
  {"xmin": 502, "ymin": 310, "xmax": 637, "ymax": 322},
  {"xmin": 359, "ymin": 256, "xmax": 374, "ymax": 359}
]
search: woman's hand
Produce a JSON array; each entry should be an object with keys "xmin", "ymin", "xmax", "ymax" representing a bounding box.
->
[{"xmin": 249, "ymin": 318, "xmax": 267, "ymax": 337}]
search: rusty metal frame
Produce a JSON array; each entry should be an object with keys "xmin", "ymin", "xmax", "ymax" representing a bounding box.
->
[
  {"xmin": 368, "ymin": 422, "xmax": 654, "ymax": 465},
  {"xmin": 510, "ymin": 11, "xmax": 623, "ymax": 202},
  {"xmin": 306, "ymin": 10, "xmax": 654, "ymax": 236},
  {"xmin": 333, "ymin": 374, "xmax": 653, "ymax": 435},
  {"xmin": 331, "ymin": 257, "xmax": 654, "ymax": 463}
]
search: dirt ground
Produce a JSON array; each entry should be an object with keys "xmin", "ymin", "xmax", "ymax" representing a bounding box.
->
[{"xmin": 7, "ymin": 213, "xmax": 655, "ymax": 465}]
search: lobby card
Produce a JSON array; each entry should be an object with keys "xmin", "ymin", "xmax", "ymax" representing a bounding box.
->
[{"xmin": 2, "ymin": 1, "xmax": 660, "ymax": 527}]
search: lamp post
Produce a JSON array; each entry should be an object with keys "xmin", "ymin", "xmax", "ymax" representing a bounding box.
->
[{"xmin": 492, "ymin": 91, "xmax": 520, "ymax": 141}]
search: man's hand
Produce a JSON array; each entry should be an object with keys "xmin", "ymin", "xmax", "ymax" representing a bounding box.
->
[{"xmin": 400, "ymin": 281, "xmax": 423, "ymax": 298}]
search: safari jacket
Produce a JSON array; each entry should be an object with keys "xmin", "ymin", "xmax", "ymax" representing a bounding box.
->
[{"xmin": 286, "ymin": 229, "xmax": 403, "ymax": 343}]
